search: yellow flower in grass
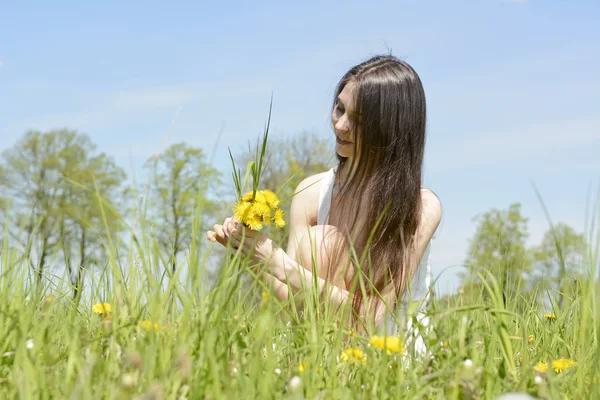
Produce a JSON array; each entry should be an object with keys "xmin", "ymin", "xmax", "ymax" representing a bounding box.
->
[
  {"xmin": 139, "ymin": 320, "xmax": 164, "ymax": 333},
  {"xmin": 261, "ymin": 291, "xmax": 269, "ymax": 306},
  {"xmin": 298, "ymin": 361, "xmax": 307, "ymax": 373},
  {"xmin": 340, "ymin": 348, "xmax": 367, "ymax": 365},
  {"xmin": 543, "ymin": 313, "xmax": 556, "ymax": 321},
  {"xmin": 534, "ymin": 358, "xmax": 576, "ymax": 374},
  {"xmin": 92, "ymin": 303, "xmax": 111, "ymax": 315},
  {"xmin": 233, "ymin": 190, "xmax": 285, "ymax": 230},
  {"xmin": 528, "ymin": 335, "xmax": 534, "ymax": 344},
  {"xmin": 369, "ymin": 335, "xmax": 404, "ymax": 354}
]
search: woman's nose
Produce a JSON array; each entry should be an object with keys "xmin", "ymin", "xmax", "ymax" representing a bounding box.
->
[{"xmin": 334, "ymin": 115, "xmax": 351, "ymax": 135}]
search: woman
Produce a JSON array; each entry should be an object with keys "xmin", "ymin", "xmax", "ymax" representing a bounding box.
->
[{"xmin": 207, "ymin": 55, "xmax": 441, "ymax": 338}]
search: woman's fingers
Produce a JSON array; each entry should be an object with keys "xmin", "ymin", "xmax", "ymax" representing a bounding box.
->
[{"xmin": 206, "ymin": 230, "xmax": 217, "ymax": 242}]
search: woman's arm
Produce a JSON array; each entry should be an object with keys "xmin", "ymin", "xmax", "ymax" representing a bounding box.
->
[{"xmin": 228, "ymin": 190, "xmax": 442, "ymax": 325}]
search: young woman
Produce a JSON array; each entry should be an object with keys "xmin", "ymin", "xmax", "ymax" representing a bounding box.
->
[{"xmin": 207, "ymin": 55, "xmax": 441, "ymax": 339}]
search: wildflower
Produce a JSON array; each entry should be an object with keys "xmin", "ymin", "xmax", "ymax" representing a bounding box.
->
[
  {"xmin": 121, "ymin": 373, "xmax": 137, "ymax": 390},
  {"xmin": 528, "ymin": 335, "xmax": 534, "ymax": 344},
  {"xmin": 533, "ymin": 358, "xmax": 576, "ymax": 373},
  {"xmin": 369, "ymin": 335, "xmax": 404, "ymax": 354},
  {"xmin": 25, "ymin": 339, "xmax": 34, "ymax": 350},
  {"xmin": 543, "ymin": 313, "xmax": 556, "ymax": 321},
  {"xmin": 464, "ymin": 359, "xmax": 473, "ymax": 368},
  {"xmin": 288, "ymin": 376, "xmax": 302, "ymax": 392},
  {"xmin": 139, "ymin": 320, "xmax": 163, "ymax": 333},
  {"xmin": 43, "ymin": 294, "xmax": 55, "ymax": 305},
  {"xmin": 233, "ymin": 189, "xmax": 285, "ymax": 230},
  {"xmin": 340, "ymin": 348, "xmax": 367, "ymax": 365},
  {"xmin": 274, "ymin": 368, "xmax": 282, "ymax": 375},
  {"xmin": 261, "ymin": 291, "xmax": 269, "ymax": 306},
  {"xmin": 534, "ymin": 376, "xmax": 544, "ymax": 385},
  {"xmin": 92, "ymin": 303, "xmax": 111, "ymax": 315},
  {"xmin": 298, "ymin": 361, "xmax": 307, "ymax": 373}
]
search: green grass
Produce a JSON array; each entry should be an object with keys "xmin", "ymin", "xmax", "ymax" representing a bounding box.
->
[{"xmin": 0, "ymin": 221, "xmax": 599, "ymax": 400}]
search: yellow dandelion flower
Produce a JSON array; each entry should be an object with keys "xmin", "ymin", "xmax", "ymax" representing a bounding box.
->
[
  {"xmin": 534, "ymin": 358, "xmax": 576, "ymax": 373},
  {"xmin": 139, "ymin": 320, "xmax": 163, "ymax": 333},
  {"xmin": 340, "ymin": 348, "xmax": 367, "ymax": 365},
  {"xmin": 528, "ymin": 335, "xmax": 534, "ymax": 344},
  {"xmin": 233, "ymin": 201, "xmax": 252, "ymax": 221},
  {"xmin": 543, "ymin": 313, "xmax": 556, "ymax": 321},
  {"xmin": 261, "ymin": 291, "xmax": 269, "ymax": 306},
  {"xmin": 534, "ymin": 362, "xmax": 548, "ymax": 373},
  {"xmin": 234, "ymin": 190, "xmax": 284, "ymax": 230},
  {"xmin": 298, "ymin": 361, "xmax": 307, "ymax": 373},
  {"xmin": 261, "ymin": 189, "xmax": 280, "ymax": 209},
  {"xmin": 251, "ymin": 201, "xmax": 272, "ymax": 222},
  {"xmin": 44, "ymin": 294, "xmax": 55, "ymax": 305},
  {"xmin": 369, "ymin": 335, "xmax": 404, "ymax": 354},
  {"xmin": 273, "ymin": 208, "xmax": 285, "ymax": 228},
  {"xmin": 247, "ymin": 213, "xmax": 264, "ymax": 230},
  {"xmin": 241, "ymin": 191, "xmax": 254, "ymax": 202},
  {"xmin": 552, "ymin": 358, "xmax": 576, "ymax": 373},
  {"xmin": 92, "ymin": 303, "xmax": 111, "ymax": 315}
]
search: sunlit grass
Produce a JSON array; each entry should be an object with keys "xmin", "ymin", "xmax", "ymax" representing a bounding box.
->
[{"xmin": 0, "ymin": 187, "xmax": 599, "ymax": 399}]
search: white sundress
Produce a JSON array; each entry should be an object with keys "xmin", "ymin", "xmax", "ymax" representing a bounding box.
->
[{"xmin": 316, "ymin": 167, "xmax": 434, "ymax": 357}]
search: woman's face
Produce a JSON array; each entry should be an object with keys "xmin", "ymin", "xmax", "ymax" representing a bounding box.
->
[{"xmin": 332, "ymin": 82, "xmax": 359, "ymax": 158}]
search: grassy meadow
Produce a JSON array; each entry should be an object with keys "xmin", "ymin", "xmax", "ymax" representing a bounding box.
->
[{"xmin": 0, "ymin": 202, "xmax": 599, "ymax": 400}]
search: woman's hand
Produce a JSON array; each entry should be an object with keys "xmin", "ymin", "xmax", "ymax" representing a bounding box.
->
[
  {"xmin": 206, "ymin": 216, "xmax": 237, "ymax": 246},
  {"xmin": 226, "ymin": 219, "xmax": 278, "ymax": 265},
  {"xmin": 206, "ymin": 216, "xmax": 278, "ymax": 265}
]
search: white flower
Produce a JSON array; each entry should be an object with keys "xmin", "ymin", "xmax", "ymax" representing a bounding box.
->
[
  {"xmin": 121, "ymin": 373, "xmax": 137, "ymax": 389},
  {"xmin": 288, "ymin": 376, "xmax": 302, "ymax": 392},
  {"xmin": 534, "ymin": 375, "xmax": 544, "ymax": 385},
  {"xmin": 464, "ymin": 359, "xmax": 473, "ymax": 368},
  {"xmin": 274, "ymin": 368, "xmax": 281, "ymax": 375},
  {"xmin": 25, "ymin": 339, "xmax": 34, "ymax": 350}
]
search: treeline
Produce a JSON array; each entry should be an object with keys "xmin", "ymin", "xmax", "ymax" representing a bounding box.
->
[
  {"xmin": 457, "ymin": 203, "xmax": 592, "ymax": 308},
  {"xmin": 0, "ymin": 128, "xmax": 334, "ymax": 296},
  {"xmin": 0, "ymin": 128, "xmax": 593, "ymax": 303}
]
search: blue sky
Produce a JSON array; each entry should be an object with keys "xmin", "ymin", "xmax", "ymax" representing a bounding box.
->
[{"xmin": 1, "ymin": 1, "xmax": 599, "ymax": 294}]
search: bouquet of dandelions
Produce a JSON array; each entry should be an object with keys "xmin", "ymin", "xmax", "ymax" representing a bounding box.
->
[{"xmin": 228, "ymin": 99, "xmax": 286, "ymax": 231}]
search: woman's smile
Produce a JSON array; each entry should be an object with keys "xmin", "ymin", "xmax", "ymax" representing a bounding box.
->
[{"xmin": 336, "ymin": 135, "xmax": 352, "ymax": 145}]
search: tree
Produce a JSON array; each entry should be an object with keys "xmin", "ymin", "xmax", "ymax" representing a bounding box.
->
[
  {"xmin": 60, "ymin": 151, "xmax": 127, "ymax": 298},
  {"xmin": 0, "ymin": 129, "xmax": 126, "ymax": 291},
  {"xmin": 463, "ymin": 203, "xmax": 532, "ymax": 303},
  {"xmin": 532, "ymin": 223, "xmax": 587, "ymax": 304},
  {"xmin": 234, "ymin": 131, "xmax": 335, "ymax": 246},
  {"xmin": 145, "ymin": 143, "xmax": 223, "ymax": 273}
]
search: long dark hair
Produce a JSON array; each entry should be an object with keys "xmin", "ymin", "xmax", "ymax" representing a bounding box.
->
[{"xmin": 327, "ymin": 55, "xmax": 427, "ymax": 327}]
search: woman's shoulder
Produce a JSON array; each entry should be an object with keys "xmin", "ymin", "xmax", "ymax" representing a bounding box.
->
[
  {"xmin": 418, "ymin": 187, "xmax": 442, "ymax": 237},
  {"xmin": 294, "ymin": 169, "xmax": 335, "ymax": 197}
]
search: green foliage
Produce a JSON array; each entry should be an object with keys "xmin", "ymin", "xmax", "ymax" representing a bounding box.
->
[
  {"xmin": 463, "ymin": 203, "xmax": 531, "ymax": 298},
  {"xmin": 533, "ymin": 223, "xmax": 587, "ymax": 283},
  {"xmin": 0, "ymin": 129, "xmax": 126, "ymax": 292},
  {"xmin": 145, "ymin": 142, "xmax": 222, "ymax": 273},
  {"xmin": 0, "ymin": 203, "xmax": 598, "ymax": 399}
]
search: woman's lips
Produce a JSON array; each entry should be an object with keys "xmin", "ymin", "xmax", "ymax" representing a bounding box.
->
[{"xmin": 336, "ymin": 136, "xmax": 352, "ymax": 145}]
